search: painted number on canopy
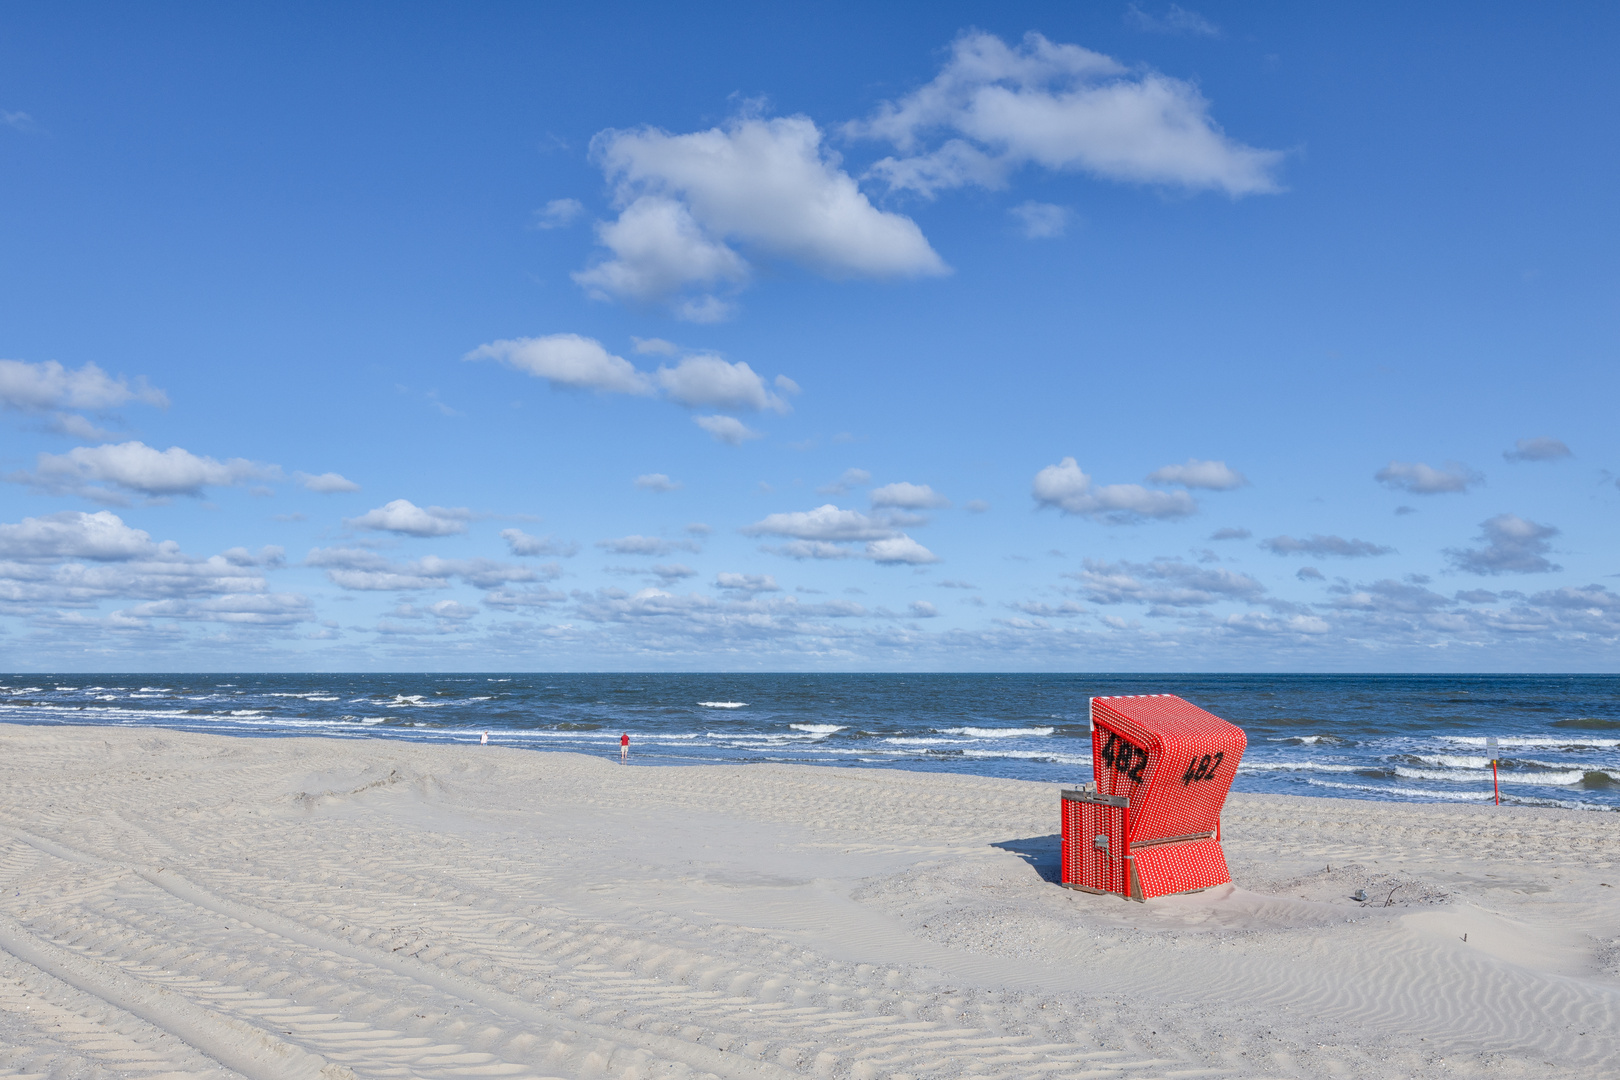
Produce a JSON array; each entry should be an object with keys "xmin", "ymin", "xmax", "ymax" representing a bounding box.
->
[
  {"xmin": 1098, "ymin": 731, "xmax": 1148, "ymax": 783},
  {"xmin": 1181, "ymin": 751, "xmax": 1225, "ymax": 786}
]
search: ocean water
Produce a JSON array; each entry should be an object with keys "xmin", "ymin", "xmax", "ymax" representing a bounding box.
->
[{"xmin": 1, "ymin": 673, "xmax": 1616, "ymax": 811}]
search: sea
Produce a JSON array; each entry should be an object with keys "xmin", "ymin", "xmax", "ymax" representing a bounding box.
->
[{"xmin": 1, "ymin": 673, "xmax": 1616, "ymax": 811}]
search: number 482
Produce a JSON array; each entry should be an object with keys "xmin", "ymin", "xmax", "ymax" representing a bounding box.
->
[{"xmin": 1181, "ymin": 751, "xmax": 1225, "ymax": 785}]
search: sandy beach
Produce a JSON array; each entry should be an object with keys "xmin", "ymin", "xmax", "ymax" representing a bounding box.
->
[{"xmin": 0, "ymin": 724, "xmax": 1615, "ymax": 1079}]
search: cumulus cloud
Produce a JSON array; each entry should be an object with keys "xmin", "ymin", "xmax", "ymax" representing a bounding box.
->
[
  {"xmin": 870, "ymin": 481, "xmax": 950, "ymax": 509},
  {"xmin": 295, "ymin": 471, "xmax": 360, "ymax": 493},
  {"xmin": 468, "ymin": 335, "xmax": 796, "ymax": 434},
  {"xmin": 744, "ymin": 505, "xmax": 897, "ymax": 542},
  {"xmin": 596, "ymin": 535, "xmax": 701, "ymax": 556},
  {"xmin": 500, "ymin": 529, "xmax": 579, "ymax": 558},
  {"xmin": 1031, "ymin": 457, "xmax": 1196, "ymax": 521},
  {"xmin": 0, "ymin": 510, "xmax": 308, "ymax": 628},
  {"xmin": 817, "ymin": 467, "xmax": 871, "ymax": 495},
  {"xmin": 576, "ymin": 115, "xmax": 946, "ymax": 317},
  {"xmin": 865, "ymin": 536, "xmax": 941, "ymax": 564},
  {"xmin": 1446, "ymin": 514, "xmax": 1561, "ymax": 575},
  {"xmin": 0, "ymin": 510, "xmax": 158, "ymax": 562},
  {"xmin": 1261, "ymin": 534, "xmax": 1394, "ymax": 558},
  {"xmin": 1125, "ymin": 3, "xmax": 1221, "ymax": 36},
  {"xmin": 715, "ymin": 572, "xmax": 780, "ymax": 594},
  {"xmin": 694, "ymin": 414, "xmax": 762, "ymax": 444},
  {"xmin": 1009, "ymin": 201, "xmax": 1070, "ymax": 238},
  {"xmin": 0, "ymin": 359, "xmax": 168, "ymax": 413},
  {"xmin": 10, "ymin": 442, "xmax": 278, "ymax": 501},
  {"xmin": 1147, "ymin": 458, "xmax": 1247, "ymax": 490},
  {"xmin": 533, "ymin": 198, "xmax": 585, "ymax": 228},
  {"xmin": 465, "ymin": 333, "xmax": 654, "ymax": 395},
  {"xmin": 909, "ymin": 600, "xmax": 940, "ymax": 618},
  {"xmin": 849, "ymin": 31, "xmax": 1281, "ymax": 198},
  {"xmin": 1374, "ymin": 460, "xmax": 1481, "ymax": 495},
  {"xmin": 656, "ymin": 354, "xmax": 788, "ymax": 412},
  {"xmin": 634, "ymin": 473, "xmax": 682, "ymax": 492},
  {"xmin": 344, "ymin": 499, "xmax": 471, "ymax": 538},
  {"xmin": 1503, "ymin": 437, "xmax": 1571, "ymax": 463},
  {"xmin": 745, "ymin": 503, "xmax": 938, "ymax": 565}
]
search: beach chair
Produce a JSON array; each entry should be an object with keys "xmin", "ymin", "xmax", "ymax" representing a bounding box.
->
[{"xmin": 1061, "ymin": 694, "xmax": 1246, "ymax": 901}]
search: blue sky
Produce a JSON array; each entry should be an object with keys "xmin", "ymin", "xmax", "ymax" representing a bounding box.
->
[{"xmin": 1, "ymin": 2, "xmax": 1617, "ymax": 671}]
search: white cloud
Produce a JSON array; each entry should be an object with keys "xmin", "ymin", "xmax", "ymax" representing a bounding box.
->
[
  {"xmin": 500, "ymin": 529, "xmax": 579, "ymax": 557},
  {"xmin": 964, "ymin": 499, "xmax": 989, "ymax": 513},
  {"xmin": 745, "ymin": 503, "xmax": 938, "ymax": 565},
  {"xmin": 716, "ymin": 572, "xmax": 780, "ymax": 593},
  {"xmin": 656, "ymin": 355, "xmax": 788, "ymax": 412},
  {"xmin": 306, "ymin": 547, "xmax": 545, "ymax": 591},
  {"xmin": 1031, "ymin": 457, "xmax": 1197, "ymax": 521},
  {"xmin": 1503, "ymin": 437, "xmax": 1572, "ymax": 463},
  {"xmin": 694, "ymin": 414, "xmax": 762, "ymax": 445},
  {"xmin": 464, "ymin": 334, "xmax": 654, "ymax": 395},
  {"xmin": 867, "ymin": 536, "xmax": 939, "ymax": 564},
  {"xmin": 909, "ymin": 600, "xmax": 940, "ymax": 618},
  {"xmin": 1009, "ymin": 201, "xmax": 1070, "ymax": 238},
  {"xmin": 596, "ymin": 535, "xmax": 701, "ymax": 556},
  {"xmin": 0, "ymin": 359, "xmax": 168, "ymax": 412},
  {"xmin": 631, "ymin": 337, "xmax": 681, "ymax": 355},
  {"xmin": 1261, "ymin": 534, "xmax": 1394, "ymax": 558},
  {"xmin": 774, "ymin": 375, "xmax": 801, "ymax": 396},
  {"xmin": 634, "ymin": 473, "xmax": 682, "ymax": 492},
  {"xmin": 576, "ymin": 115, "xmax": 947, "ymax": 316},
  {"xmin": 0, "ymin": 510, "xmax": 157, "ymax": 562},
  {"xmin": 0, "ymin": 511, "xmax": 308, "ymax": 625},
  {"xmin": 606, "ymin": 562, "xmax": 696, "ymax": 585},
  {"xmin": 850, "ymin": 32, "xmax": 1281, "ymax": 198},
  {"xmin": 123, "ymin": 593, "xmax": 313, "ymax": 626},
  {"xmin": 817, "ymin": 467, "xmax": 871, "ymax": 495},
  {"xmin": 1374, "ymin": 460, "xmax": 1481, "ymax": 495},
  {"xmin": 574, "ymin": 196, "xmax": 749, "ymax": 310},
  {"xmin": 1446, "ymin": 514, "xmax": 1561, "ymax": 575},
  {"xmin": 12, "ymin": 441, "xmax": 277, "ymax": 501},
  {"xmin": 294, "ymin": 471, "xmax": 360, "ymax": 493},
  {"xmin": 1125, "ymin": 3, "xmax": 1222, "ymax": 37},
  {"xmin": 344, "ymin": 499, "xmax": 470, "ymax": 537},
  {"xmin": 533, "ymin": 198, "xmax": 585, "ymax": 228},
  {"xmin": 1209, "ymin": 527, "xmax": 1251, "ymax": 540},
  {"xmin": 744, "ymin": 504, "xmax": 897, "ymax": 542},
  {"xmin": 870, "ymin": 481, "xmax": 951, "ymax": 509},
  {"xmin": 1073, "ymin": 558, "xmax": 1265, "ymax": 607},
  {"xmin": 1147, "ymin": 458, "xmax": 1247, "ymax": 490}
]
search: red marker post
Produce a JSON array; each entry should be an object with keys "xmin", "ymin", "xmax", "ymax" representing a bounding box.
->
[{"xmin": 1487, "ymin": 735, "xmax": 1499, "ymax": 805}]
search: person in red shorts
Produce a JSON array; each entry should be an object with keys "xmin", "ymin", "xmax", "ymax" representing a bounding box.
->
[{"xmin": 620, "ymin": 732, "xmax": 629, "ymax": 763}]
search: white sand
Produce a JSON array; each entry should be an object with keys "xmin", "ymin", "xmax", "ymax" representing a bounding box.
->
[{"xmin": 0, "ymin": 725, "xmax": 1615, "ymax": 1079}]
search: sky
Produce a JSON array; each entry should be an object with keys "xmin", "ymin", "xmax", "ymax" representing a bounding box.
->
[{"xmin": 1, "ymin": 1, "xmax": 1617, "ymax": 672}]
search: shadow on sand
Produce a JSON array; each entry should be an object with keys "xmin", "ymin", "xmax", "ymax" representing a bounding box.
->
[{"xmin": 991, "ymin": 834, "xmax": 1062, "ymax": 883}]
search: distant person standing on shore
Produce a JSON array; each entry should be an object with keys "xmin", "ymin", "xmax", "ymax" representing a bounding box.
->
[{"xmin": 620, "ymin": 732, "xmax": 629, "ymax": 763}]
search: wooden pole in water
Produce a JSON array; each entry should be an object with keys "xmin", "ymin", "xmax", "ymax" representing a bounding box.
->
[{"xmin": 1492, "ymin": 759, "xmax": 1499, "ymax": 805}]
